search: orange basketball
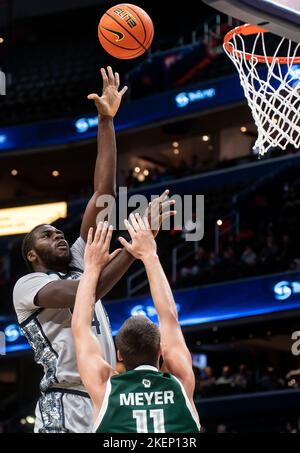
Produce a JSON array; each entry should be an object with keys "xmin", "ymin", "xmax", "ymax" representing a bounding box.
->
[{"xmin": 98, "ymin": 4, "xmax": 154, "ymax": 59}]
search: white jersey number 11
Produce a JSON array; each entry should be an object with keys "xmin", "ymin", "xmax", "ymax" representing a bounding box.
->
[{"xmin": 133, "ymin": 409, "xmax": 165, "ymax": 433}]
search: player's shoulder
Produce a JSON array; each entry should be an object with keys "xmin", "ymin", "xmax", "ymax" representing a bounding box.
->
[
  {"xmin": 13, "ymin": 272, "xmax": 52, "ymax": 305},
  {"xmin": 13, "ymin": 272, "xmax": 53, "ymax": 322},
  {"xmin": 70, "ymin": 236, "xmax": 86, "ymax": 253},
  {"xmin": 69, "ymin": 236, "xmax": 86, "ymax": 271},
  {"xmin": 13, "ymin": 272, "xmax": 50, "ymax": 291}
]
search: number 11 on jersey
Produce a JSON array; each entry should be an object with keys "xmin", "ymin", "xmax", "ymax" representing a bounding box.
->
[{"xmin": 133, "ymin": 409, "xmax": 165, "ymax": 433}]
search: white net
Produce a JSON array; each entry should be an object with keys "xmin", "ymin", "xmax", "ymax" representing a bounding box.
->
[{"xmin": 224, "ymin": 26, "xmax": 300, "ymax": 156}]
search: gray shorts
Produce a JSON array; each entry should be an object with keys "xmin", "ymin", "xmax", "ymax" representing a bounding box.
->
[{"xmin": 34, "ymin": 389, "xmax": 93, "ymax": 433}]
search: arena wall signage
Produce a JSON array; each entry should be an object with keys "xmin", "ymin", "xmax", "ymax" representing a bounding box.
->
[
  {"xmin": 0, "ymin": 72, "xmax": 245, "ymax": 152},
  {"xmin": 4, "ymin": 271, "xmax": 300, "ymax": 354},
  {"xmin": 274, "ymin": 280, "xmax": 300, "ymax": 301}
]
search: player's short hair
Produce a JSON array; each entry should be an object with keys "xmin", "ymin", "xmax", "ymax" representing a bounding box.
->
[
  {"xmin": 22, "ymin": 224, "xmax": 47, "ymax": 271},
  {"xmin": 116, "ymin": 315, "xmax": 161, "ymax": 370}
]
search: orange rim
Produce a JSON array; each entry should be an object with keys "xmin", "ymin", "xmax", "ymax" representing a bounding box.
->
[{"xmin": 224, "ymin": 23, "xmax": 300, "ymax": 64}]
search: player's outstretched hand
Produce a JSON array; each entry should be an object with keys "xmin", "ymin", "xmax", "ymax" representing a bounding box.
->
[
  {"xmin": 84, "ymin": 221, "xmax": 121, "ymax": 272},
  {"xmin": 119, "ymin": 213, "xmax": 157, "ymax": 261},
  {"xmin": 87, "ymin": 66, "xmax": 128, "ymax": 118},
  {"xmin": 144, "ymin": 190, "xmax": 177, "ymax": 238}
]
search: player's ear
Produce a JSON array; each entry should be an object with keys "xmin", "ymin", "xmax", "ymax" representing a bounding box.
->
[
  {"xmin": 27, "ymin": 250, "xmax": 38, "ymax": 264},
  {"xmin": 117, "ymin": 350, "xmax": 123, "ymax": 362}
]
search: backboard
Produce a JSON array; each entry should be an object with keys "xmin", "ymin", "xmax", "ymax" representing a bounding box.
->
[{"xmin": 203, "ymin": 0, "xmax": 300, "ymax": 42}]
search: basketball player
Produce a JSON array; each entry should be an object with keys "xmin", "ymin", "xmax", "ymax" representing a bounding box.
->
[
  {"xmin": 72, "ymin": 216, "xmax": 201, "ymax": 433},
  {"xmin": 13, "ymin": 67, "xmax": 174, "ymax": 433}
]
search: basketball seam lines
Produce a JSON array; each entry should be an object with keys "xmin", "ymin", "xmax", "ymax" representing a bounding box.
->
[
  {"xmin": 100, "ymin": 30, "xmax": 142, "ymax": 60},
  {"xmin": 105, "ymin": 12, "xmax": 147, "ymax": 51},
  {"xmin": 122, "ymin": 4, "xmax": 147, "ymax": 45},
  {"xmin": 99, "ymin": 28, "xmax": 142, "ymax": 53}
]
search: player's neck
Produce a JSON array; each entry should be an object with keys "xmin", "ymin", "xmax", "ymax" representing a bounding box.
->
[{"xmin": 34, "ymin": 263, "xmax": 69, "ymax": 274}]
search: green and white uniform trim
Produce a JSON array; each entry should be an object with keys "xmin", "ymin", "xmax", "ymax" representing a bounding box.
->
[{"xmin": 93, "ymin": 365, "xmax": 200, "ymax": 433}]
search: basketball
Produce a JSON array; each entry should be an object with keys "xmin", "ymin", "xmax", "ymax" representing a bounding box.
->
[{"xmin": 98, "ymin": 4, "xmax": 154, "ymax": 59}]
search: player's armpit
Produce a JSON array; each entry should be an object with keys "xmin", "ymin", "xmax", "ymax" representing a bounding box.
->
[{"xmin": 35, "ymin": 280, "xmax": 79, "ymax": 308}]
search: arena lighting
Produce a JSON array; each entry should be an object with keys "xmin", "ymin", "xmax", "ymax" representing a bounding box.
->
[
  {"xmin": 134, "ymin": 167, "xmax": 141, "ymax": 174},
  {"xmin": 0, "ymin": 202, "xmax": 67, "ymax": 236},
  {"xmin": 11, "ymin": 169, "xmax": 18, "ymax": 176},
  {"xmin": 240, "ymin": 126, "xmax": 247, "ymax": 133},
  {"xmin": 202, "ymin": 135, "xmax": 210, "ymax": 142},
  {"xmin": 217, "ymin": 219, "xmax": 223, "ymax": 226},
  {"xmin": 0, "ymin": 38, "xmax": 4, "ymax": 44},
  {"xmin": 137, "ymin": 174, "xmax": 145, "ymax": 182},
  {"xmin": 25, "ymin": 416, "xmax": 35, "ymax": 425}
]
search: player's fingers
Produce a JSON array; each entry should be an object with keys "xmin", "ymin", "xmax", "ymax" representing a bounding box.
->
[
  {"xmin": 161, "ymin": 199, "xmax": 176, "ymax": 213},
  {"xmin": 159, "ymin": 189, "xmax": 170, "ymax": 204},
  {"xmin": 115, "ymin": 72, "xmax": 120, "ymax": 88},
  {"xmin": 130, "ymin": 213, "xmax": 140, "ymax": 232},
  {"xmin": 87, "ymin": 93, "xmax": 100, "ymax": 101},
  {"xmin": 161, "ymin": 210, "xmax": 177, "ymax": 223},
  {"xmin": 135, "ymin": 213, "xmax": 146, "ymax": 230},
  {"xmin": 143, "ymin": 215, "xmax": 151, "ymax": 230},
  {"xmin": 87, "ymin": 227, "xmax": 94, "ymax": 246},
  {"xmin": 119, "ymin": 86, "xmax": 128, "ymax": 97},
  {"xmin": 104, "ymin": 225, "xmax": 114, "ymax": 249},
  {"xmin": 124, "ymin": 219, "xmax": 136, "ymax": 239},
  {"xmin": 100, "ymin": 221, "xmax": 109, "ymax": 244},
  {"xmin": 118, "ymin": 236, "xmax": 132, "ymax": 252},
  {"xmin": 150, "ymin": 191, "xmax": 169, "ymax": 212},
  {"xmin": 94, "ymin": 222, "xmax": 103, "ymax": 243},
  {"xmin": 100, "ymin": 68, "xmax": 109, "ymax": 89},
  {"xmin": 108, "ymin": 248, "xmax": 122, "ymax": 263},
  {"xmin": 107, "ymin": 66, "xmax": 115, "ymax": 85}
]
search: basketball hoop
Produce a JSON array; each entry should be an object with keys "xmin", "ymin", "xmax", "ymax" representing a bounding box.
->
[{"xmin": 224, "ymin": 24, "xmax": 300, "ymax": 156}]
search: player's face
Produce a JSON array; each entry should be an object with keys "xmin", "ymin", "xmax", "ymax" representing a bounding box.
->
[{"xmin": 32, "ymin": 225, "xmax": 72, "ymax": 271}]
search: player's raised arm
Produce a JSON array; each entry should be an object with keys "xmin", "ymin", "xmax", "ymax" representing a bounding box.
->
[
  {"xmin": 72, "ymin": 222, "xmax": 116, "ymax": 409},
  {"xmin": 96, "ymin": 189, "xmax": 176, "ymax": 298},
  {"xmin": 119, "ymin": 213, "xmax": 196, "ymax": 401},
  {"xmin": 80, "ymin": 66, "xmax": 128, "ymax": 242},
  {"xmin": 34, "ymin": 190, "xmax": 176, "ymax": 308}
]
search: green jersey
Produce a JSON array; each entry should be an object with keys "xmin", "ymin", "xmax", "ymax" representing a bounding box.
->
[{"xmin": 94, "ymin": 366, "xmax": 200, "ymax": 434}]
